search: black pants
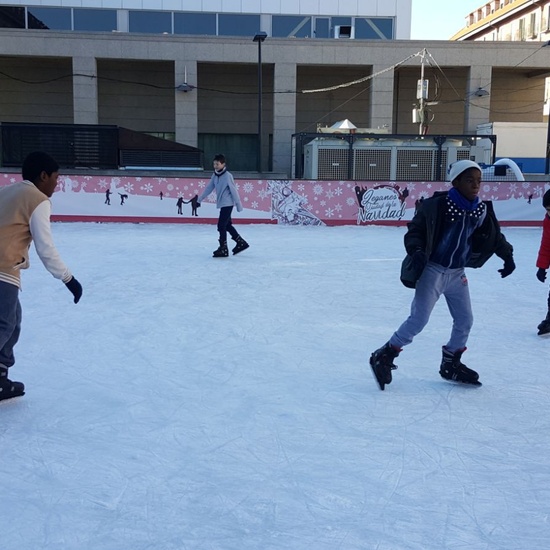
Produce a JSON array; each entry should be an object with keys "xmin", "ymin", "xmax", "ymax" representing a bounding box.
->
[{"xmin": 217, "ymin": 206, "xmax": 239, "ymax": 243}]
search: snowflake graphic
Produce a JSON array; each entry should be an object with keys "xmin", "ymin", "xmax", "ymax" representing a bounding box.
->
[
  {"xmin": 243, "ymin": 182, "xmax": 253, "ymax": 193},
  {"xmin": 155, "ymin": 178, "xmax": 167, "ymax": 183},
  {"xmin": 167, "ymin": 184, "xmax": 174, "ymax": 191},
  {"xmin": 111, "ymin": 177, "xmax": 120, "ymax": 186},
  {"xmin": 124, "ymin": 183, "xmax": 134, "ymax": 193},
  {"xmin": 98, "ymin": 179, "xmax": 109, "ymax": 189},
  {"xmin": 313, "ymin": 184, "xmax": 323, "ymax": 195},
  {"xmin": 141, "ymin": 183, "xmax": 154, "ymax": 193},
  {"xmin": 320, "ymin": 200, "xmax": 326, "ymax": 206},
  {"xmin": 510, "ymin": 183, "xmax": 518, "ymax": 193},
  {"xmin": 257, "ymin": 189, "xmax": 269, "ymax": 200},
  {"xmin": 334, "ymin": 203, "xmax": 343, "ymax": 212},
  {"xmin": 325, "ymin": 208, "xmax": 335, "ymax": 218},
  {"xmin": 251, "ymin": 201, "xmax": 258, "ymax": 208},
  {"xmin": 346, "ymin": 197, "xmax": 356, "ymax": 206},
  {"xmin": 522, "ymin": 182, "xmax": 530, "ymax": 189},
  {"xmin": 297, "ymin": 184, "xmax": 305, "ymax": 192},
  {"xmin": 325, "ymin": 190, "xmax": 335, "ymax": 199},
  {"xmin": 334, "ymin": 187, "xmax": 343, "ymax": 196},
  {"xmin": 136, "ymin": 177, "xmax": 142, "ymax": 182}
]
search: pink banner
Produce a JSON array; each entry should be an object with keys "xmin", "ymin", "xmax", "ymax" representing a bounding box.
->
[{"xmin": 1, "ymin": 173, "xmax": 547, "ymax": 226}]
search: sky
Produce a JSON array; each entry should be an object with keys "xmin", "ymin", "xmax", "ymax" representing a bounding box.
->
[
  {"xmin": 411, "ymin": 0, "xmax": 486, "ymax": 40},
  {"xmin": 1, "ymin": 221, "xmax": 550, "ymax": 549}
]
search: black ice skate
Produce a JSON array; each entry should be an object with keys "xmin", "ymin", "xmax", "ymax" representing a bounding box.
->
[
  {"xmin": 537, "ymin": 319, "xmax": 550, "ymax": 336},
  {"xmin": 439, "ymin": 347, "xmax": 481, "ymax": 386},
  {"xmin": 537, "ymin": 312, "xmax": 550, "ymax": 336},
  {"xmin": 369, "ymin": 342, "xmax": 400, "ymax": 391},
  {"xmin": 232, "ymin": 235, "xmax": 249, "ymax": 255},
  {"xmin": 0, "ymin": 366, "xmax": 25, "ymax": 402},
  {"xmin": 213, "ymin": 240, "xmax": 229, "ymax": 258}
]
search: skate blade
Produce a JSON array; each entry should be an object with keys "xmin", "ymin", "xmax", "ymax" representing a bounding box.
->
[
  {"xmin": 0, "ymin": 391, "xmax": 25, "ymax": 404},
  {"xmin": 443, "ymin": 379, "xmax": 482, "ymax": 387},
  {"xmin": 537, "ymin": 330, "xmax": 550, "ymax": 337},
  {"xmin": 369, "ymin": 357, "xmax": 386, "ymax": 391}
]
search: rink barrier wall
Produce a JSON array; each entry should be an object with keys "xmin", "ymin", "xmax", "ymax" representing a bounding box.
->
[{"xmin": 1, "ymin": 173, "xmax": 547, "ymax": 227}]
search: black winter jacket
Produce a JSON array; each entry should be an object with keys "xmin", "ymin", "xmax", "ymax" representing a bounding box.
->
[{"xmin": 400, "ymin": 192, "xmax": 514, "ymax": 288}]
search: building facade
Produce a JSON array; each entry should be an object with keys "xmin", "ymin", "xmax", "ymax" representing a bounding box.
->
[{"xmin": 0, "ymin": 1, "xmax": 549, "ymax": 176}]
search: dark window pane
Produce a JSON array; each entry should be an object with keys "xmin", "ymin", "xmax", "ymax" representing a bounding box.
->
[
  {"xmin": 314, "ymin": 18, "xmax": 329, "ymax": 39},
  {"xmin": 28, "ymin": 7, "xmax": 71, "ymax": 30},
  {"xmin": 0, "ymin": 6, "xmax": 25, "ymax": 28},
  {"xmin": 129, "ymin": 11, "xmax": 171, "ymax": 34},
  {"xmin": 272, "ymin": 16, "xmax": 311, "ymax": 38},
  {"xmin": 355, "ymin": 17, "xmax": 394, "ymax": 39},
  {"xmin": 74, "ymin": 9, "xmax": 117, "ymax": 32},
  {"xmin": 174, "ymin": 13, "xmax": 216, "ymax": 35},
  {"xmin": 218, "ymin": 14, "xmax": 260, "ymax": 37}
]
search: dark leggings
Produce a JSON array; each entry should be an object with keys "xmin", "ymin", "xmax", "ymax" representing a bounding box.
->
[{"xmin": 217, "ymin": 206, "xmax": 239, "ymax": 243}]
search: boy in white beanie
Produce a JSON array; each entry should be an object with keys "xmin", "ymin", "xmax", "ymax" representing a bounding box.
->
[{"xmin": 369, "ymin": 160, "xmax": 515, "ymax": 390}]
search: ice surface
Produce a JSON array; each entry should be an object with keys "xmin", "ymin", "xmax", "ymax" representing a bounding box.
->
[{"xmin": 1, "ymin": 223, "xmax": 549, "ymax": 550}]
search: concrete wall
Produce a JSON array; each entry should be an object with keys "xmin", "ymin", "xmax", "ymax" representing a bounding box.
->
[{"xmin": 0, "ymin": 56, "xmax": 73, "ymax": 123}]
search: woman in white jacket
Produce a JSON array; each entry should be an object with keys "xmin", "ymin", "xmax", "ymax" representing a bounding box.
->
[{"xmin": 197, "ymin": 154, "xmax": 249, "ymax": 257}]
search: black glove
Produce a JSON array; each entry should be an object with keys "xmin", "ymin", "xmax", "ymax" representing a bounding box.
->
[
  {"xmin": 65, "ymin": 276, "xmax": 82, "ymax": 304},
  {"xmin": 498, "ymin": 257, "xmax": 515, "ymax": 278},
  {"xmin": 196, "ymin": 202, "xmax": 201, "ymax": 207},
  {"xmin": 537, "ymin": 268, "xmax": 547, "ymax": 283},
  {"xmin": 411, "ymin": 249, "xmax": 428, "ymax": 272}
]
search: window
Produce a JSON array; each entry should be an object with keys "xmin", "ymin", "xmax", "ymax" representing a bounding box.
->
[
  {"xmin": 355, "ymin": 18, "xmax": 394, "ymax": 40},
  {"xmin": 28, "ymin": 7, "xmax": 71, "ymax": 30},
  {"xmin": 272, "ymin": 16, "xmax": 311, "ymax": 38},
  {"xmin": 74, "ymin": 9, "xmax": 117, "ymax": 32},
  {"xmin": 218, "ymin": 14, "xmax": 260, "ymax": 37},
  {"xmin": 129, "ymin": 11, "xmax": 171, "ymax": 34},
  {"xmin": 529, "ymin": 12, "xmax": 537, "ymax": 38},
  {"xmin": 518, "ymin": 18, "xmax": 526, "ymax": 41},
  {"xmin": 314, "ymin": 18, "xmax": 330, "ymax": 38},
  {"xmin": 0, "ymin": 6, "xmax": 25, "ymax": 28},
  {"xmin": 174, "ymin": 13, "xmax": 216, "ymax": 35}
]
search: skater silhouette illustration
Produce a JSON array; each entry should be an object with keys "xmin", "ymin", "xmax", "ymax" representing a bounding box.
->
[
  {"xmin": 176, "ymin": 196, "xmax": 184, "ymax": 215},
  {"xmin": 183, "ymin": 194, "xmax": 200, "ymax": 216},
  {"xmin": 105, "ymin": 189, "xmax": 112, "ymax": 205},
  {"xmin": 119, "ymin": 193, "xmax": 128, "ymax": 205}
]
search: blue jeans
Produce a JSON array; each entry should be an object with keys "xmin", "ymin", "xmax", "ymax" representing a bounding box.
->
[
  {"xmin": 0, "ymin": 281, "xmax": 21, "ymax": 368},
  {"xmin": 389, "ymin": 262, "xmax": 474, "ymax": 353}
]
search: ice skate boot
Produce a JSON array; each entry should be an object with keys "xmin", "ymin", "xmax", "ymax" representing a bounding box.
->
[
  {"xmin": 232, "ymin": 235, "xmax": 249, "ymax": 255},
  {"xmin": 537, "ymin": 311, "xmax": 550, "ymax": 336},
  {"xmin": 0, "ymin": 366, "xmax": 25, "ymax": 402},
  {"xmin": 369, "ymin": 342, "xmax": 400, "ymax": 391},
  {"xmin": 213, "ymin": 239, "xmax": 228, "ymax": 258},
  {"xmin": 439, "ymin": 347, "xmax": 481, "ymax": 386}
]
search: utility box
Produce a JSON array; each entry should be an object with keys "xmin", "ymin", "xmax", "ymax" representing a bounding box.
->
[{"xmin": 477, "ymin": 122, "xmax": 547, "ymax": 173}]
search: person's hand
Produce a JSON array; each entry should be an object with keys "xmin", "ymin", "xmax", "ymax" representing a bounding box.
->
[
  {"xmin": 196, "ymin": 202, "xmax": 201, "ymax": 207},
  {"xmin": 537, "ymin": 267, "xmax": 547, "ymax": 283},
  {"xmin": 498, "ymin": 257, "xmax": 515, "ymax": 278},
  {"xmin": 65, "ymin": 276, "xmax": 83, "ymax": 304},
  {"xmin": 411, "ymin": 249, "xmax": 427, "ymax": 272}
]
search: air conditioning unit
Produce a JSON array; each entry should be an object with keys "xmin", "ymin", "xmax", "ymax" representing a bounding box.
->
[{"xmin": 334, "ymin": 25, "xmax": 354, "ymax": 39}]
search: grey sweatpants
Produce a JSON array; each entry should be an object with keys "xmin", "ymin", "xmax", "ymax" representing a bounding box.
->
[
  {"xmin": 0, "ymin": 281, "xmax": 22, "ymax": 369},
  {"xmin": 389, "ymin": 262, "xmax": 474, "ymax": 353}
]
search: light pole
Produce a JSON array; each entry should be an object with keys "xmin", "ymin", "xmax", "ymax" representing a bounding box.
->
[{"xmin": 253, "ymin": 32, "xmax": 267, "ymax": 173}]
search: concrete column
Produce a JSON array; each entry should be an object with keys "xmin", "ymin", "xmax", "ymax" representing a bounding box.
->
[
  {"xmin": 370, "ymin": 64, "xmax": 394, "ymax": 131},
  {"xmin": 72, "ymin": 56, "xmax": 98, "ymax": 125},
  {"xmin": 175, "ymin": 59, "xmax": 198, "ymax": 148},
  {"xmin": 464, "ymin": 65, "xmax": 492, "ymax": 133},
  {"xmin": 272, "ymin": 62, "xmax": 297, "ymax": 177}
]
